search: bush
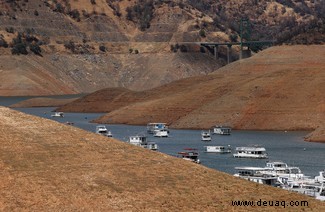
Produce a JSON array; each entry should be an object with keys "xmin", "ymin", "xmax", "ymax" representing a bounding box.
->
[
  {"xmin": 199, "ymin": 29, "xmax": 206, "ymax": 37},
  {"xmin": 6, "ymin": 27, "xmax": 15, "ymax": 34},
  {"xmin": 34, "ymin": 10, "xmax": 39, "ymax": 16},
  {"xmin": 179, "ymin": 45, "xmax": 188, "ymax": 52},
  {"xmin": 99, "ymin": 45, "xmax": 106, "ymax": 52},
  {"xmin": 134, "ymin": 49, "xmax": 139, "ymax": 54},
  {"xmin": 12, "ymin": 42, "xmax": 28, "ymax": 55},
  {"xmin": 0, "ymin": 36, "xmax": 8, "ymax": 48},
  {"xmin": 29, "ymin": 43, "xmax": 42, "ymax": 56}
]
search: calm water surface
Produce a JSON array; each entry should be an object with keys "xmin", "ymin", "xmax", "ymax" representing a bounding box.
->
[{"xmin": 10, "ymin": 106, "xmax": 324, "ymax": 178}]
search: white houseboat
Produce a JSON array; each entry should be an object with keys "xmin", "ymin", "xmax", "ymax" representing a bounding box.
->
[
  {"xmin": 233, "ymin": 146, "xmax": 268, "ymax": 159},
  {"xmin": 213, "ymin": 125, "xmax": 231, "ymax": 135},
  {"xmin": 128, "ymin": 135, "xmax": 158, "ymax": 151},
  {"xmin": 147, "ymin": 123, "xmax": 168, "ymax": 134},
  {"xmin": 177, "ymin": 148, "xmax": 200, "ymax": 164},
  {"xmin": 201, "ymin": 131, "xmax": 212, "ymax": 141},
  {"xmin": 154, "ymin": 129, "xmax": 169, "ymax": 137},
  {"xmin": 234, "ymin": 166, "xmax": 279, "ymax": 186},
  {"xmin": 95, "ymin": 125, "xmax": 113, "ymax": 137},
  {"xmin": 51, "ymin": 112, "xmax": 64, "ymax": 117},
  {"xmin": 260, "ymin": 161, "xmax": 307, "ymax": 183},
  {"xmin": 204, "ymin": 145, "xmax": 231, "ymax": 153}
]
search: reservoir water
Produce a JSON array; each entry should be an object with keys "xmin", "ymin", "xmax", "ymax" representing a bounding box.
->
[{"xmin": 7, "ymin": 106, "xmax": 324, "ymax": 178}]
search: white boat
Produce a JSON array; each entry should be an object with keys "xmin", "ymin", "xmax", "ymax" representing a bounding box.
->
[
  {"xmin": 154, "ymin": 129, "xmax": 169, "ymax": 137},
  {"xmin": 51, "ymin": 112, "xmax": 64, "ymax": 117},
  {"xmin": 233, "ymin": 146, "xmax": 268, "ymax": 159},
  {"xmin": 262, "ymin": 161, "xmax": 305, "ymax": 180},
  {"xmin": 128, "ymin": 135, "xmax": 158, "ymax": 151},
  {"xmin": 201, "ymin": 131, "xmax": 211, "ymax": 141},
  {"xmin": 234, "ymin": 166, "xmax": 279, "ymax": 186},
  {"xmin": 204, "ymin": 145, "xmax": 231, "ymax": 153},
  {"xmin": 177, "ymin": 148, "xmax": 200, "ymax": 164},
  {"xmin": 213, "ymin": 125, "xmax": 231, "ymax": 135},
  {"xmin": 315, "ymin": 170, "xmax": 325, "ymax": 183},
  {"xmin": 147, "ymin": 123, "xmax": 168, "ymax": 134},
  {"xmin": 95, "ymin": 125, "xmax": 112, "ymax": 137}
]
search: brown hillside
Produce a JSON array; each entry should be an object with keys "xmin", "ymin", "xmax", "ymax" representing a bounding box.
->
[
  {"xmin": 58, "ymin": 45, "xmax": 325, "ymax": 142},
  {"xmin": 0, "ymin": 52, "xmax": 221, "ymax": 96},
  {"xmin": 1, "ymin": 0, "xmax": 324, "ymax": 96},
  {"xmin": 1, "ymin": 106, "xmax": 324, "ymax": 211}
]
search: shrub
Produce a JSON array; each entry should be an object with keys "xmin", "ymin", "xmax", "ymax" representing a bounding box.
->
[
  {"xmin": 134, "ymin": 49, "xmax": 139, "ymax": 54},
  {"xmin": 29, "ymin": 43, "xmax": 42, "ymax": 56},
  {"xmin": 99, "ymin": 45, "xmax": 106, "ymax": 52},
  {"xmin": 199, "ymin": 29, "xmax": 206, "ymax": 37},
  {"xmin": 0, "ymin": 37, "xmax": 9, "ymax": 48},
  {"xmin": 179, "ymin": 45, "xmax": 188, "ymax": 52},
  {"xmin": 34, "ymin": 10, "xmax": 39, "ymax": 16},
  {"xmin": 12, "ymin": 42, "xmax": 28, "ymax": 55}
]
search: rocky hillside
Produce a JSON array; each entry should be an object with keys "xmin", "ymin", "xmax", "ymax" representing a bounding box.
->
[
  {"xmin": 0, "ymin": 0, "xmax": 324, "ymax": 96},
  {"xmin": 57, "ymin": 45, "xmax": 325, "ymax": 142},
  {"xmin": 1, "ymin": 106, "xmax": 324, "ymax": 210}
]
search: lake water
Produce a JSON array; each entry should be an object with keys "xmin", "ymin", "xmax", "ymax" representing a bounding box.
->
[{"xmin": 7, "ymin": 106, "xmax": 324, "ymax": 178}]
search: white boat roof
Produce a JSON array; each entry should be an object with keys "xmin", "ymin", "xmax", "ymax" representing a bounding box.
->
[
  {"xmin": 235, "ymin": 166, "xmax": 271, "ymax": 171},
  {"xmin": 235, "ymin": 146, "xmax": 266, "ymax": 151}
]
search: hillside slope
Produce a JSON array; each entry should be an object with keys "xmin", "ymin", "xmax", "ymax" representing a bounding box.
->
[
  {"xmin": 57, "ymin": 45, "xmax": 325, "ymax": 142},
  {"xmin": 1, "ymin": 106, "xmax": 324, "ymax": 210},
  {"xmin": 0, "ymin": 0, "xmax": 324, "ymax": 96}
]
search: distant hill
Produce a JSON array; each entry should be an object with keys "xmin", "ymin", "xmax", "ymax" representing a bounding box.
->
[
  {"xmin": 57, "ymin": 45, "xmax": 325, "ymax": 142},
  {"xmin": 0, "ymin": 0, "xmax": 324, "ymax": 96}
]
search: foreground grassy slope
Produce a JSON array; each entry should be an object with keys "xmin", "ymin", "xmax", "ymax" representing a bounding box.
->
[
  {"xmin": 58, "ymin": 45, "xmax": 325, "ymax": 142},
  {"xmin": 0, "ymin": 106, "xmax": 324, "ymax": 211}
]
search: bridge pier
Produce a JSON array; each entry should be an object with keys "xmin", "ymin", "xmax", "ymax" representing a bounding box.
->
[
  {"xmin": 227, "ymin": 45, "xmax": 232, "ymax": 64},
  {"xmin": 214, "ymin": 45, "xmax": 219, "ymax": 59}
]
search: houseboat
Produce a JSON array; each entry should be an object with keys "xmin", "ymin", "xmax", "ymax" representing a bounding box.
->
[
  {"xmin": 51, "ymin": 112, "xmax": 64, "ymax": 117},
  {"xmin": 260, "ymin": 161, "xmax": 307, "ymax": 182},
  {"xmin": 233, "ymin": 146, "xmax": 268, "ymax": 159},
  {"xmin": 147, "ymin": 123, "xmax": 168, "ymax": 134},
  {"xmin": 127, "ymin": 135, "xmax": 158, "ymax": 151},
  {"xmin": 177, "ymin": 148, "xmax": 200, "ymax": 164},
  {"xmin": 213, "ymin": 125, "xmax": 231, "ymax": 135},
  {"xmin": 154, "ymin": 129, "xmax": 169, "ymax": 137},
  {"xmin": 201, "ymin": 131, "xmax": 212, "ymax": 141},
  {"xmin": 95, "ymin": 125, "xmax": 113, "ymax": 137},
  {"xmin": 234, "ymin": 166, "xmax": 279, "ymax": 186},
  {"xmin": 204, "ymin": 145, "xmax": 231, "ymax": 153}
]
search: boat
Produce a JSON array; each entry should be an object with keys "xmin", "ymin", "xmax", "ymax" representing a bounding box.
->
[
  {"xmin": 201, "ymin": 130, "xmax": 211, "ymax": 141},
  {"xmin": 177, "ymin": 148, "xmax": 200, "ymax": 164},
  {"xmin": 65, "ymin": 121, "xmax": 74, "ymax": 125},
  {"xmin": 204, "ymin": 145, "xmax": 231, "ymax": 153},
  {"xmin": 234, "ymin": 166, "xmax": 279, "ymax": 186},
  {"xmin": 51, "ymin": 112, "xmax": 64, "ymax": 117},
  {"xmin": 95, "ymin": 125, "xmax": 112, "ymax": 137},
  {"xmin": 147, "ymin": 123, "xmax": 168, "ymax": 134},
  {"xmin": 315, "ymin": 170, "xmax": 325, "ymax": 183},
  {"xmin": 154, "ymin": 128, "xmax": 169, "ymax": 137},
  {"xmin": 233, "ymin": 145, "xmax": 268, "ymax": 159},
  {"xmin": 213, "ymin": 125, "xmax": 231, "ymax": 135},
  {"xmin": 127, "ymin": 135, "xmax": 158, "ymax": 151}
]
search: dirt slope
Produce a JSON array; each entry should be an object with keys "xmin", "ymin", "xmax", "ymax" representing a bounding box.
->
[
  {"xmin": 58, "ymin": 45, "xmax": 325, "ymax": 142},
  {"xmin": 0, "ymin": 106, "xmax": 324, "ymax": 211},
  {"xmin": 0, "ymin": 52, "xmax": 221, "ymax": 96}
]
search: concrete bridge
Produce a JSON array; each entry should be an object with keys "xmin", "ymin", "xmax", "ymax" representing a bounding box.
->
[{"xmin": 200, "ymin": 40, "xmax": 274, "ymax": 63}]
